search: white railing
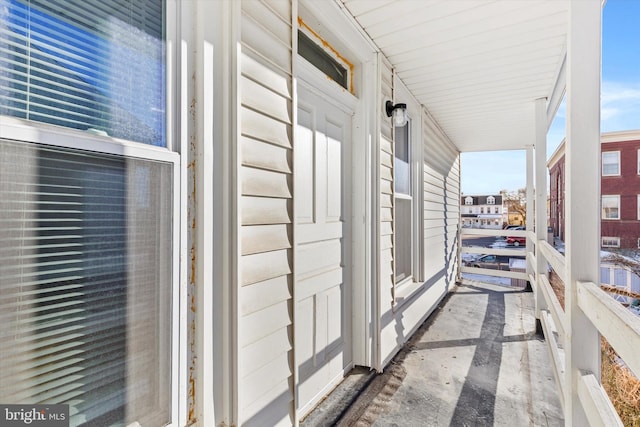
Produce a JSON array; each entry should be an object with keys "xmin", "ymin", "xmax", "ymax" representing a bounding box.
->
[
  {"xmin": 532, "ymin": 235, "xmax": 640, "ymax": 426},
  {"xmin": 461, "ymin": 226, "xmax": 640, "ymax": 425}
]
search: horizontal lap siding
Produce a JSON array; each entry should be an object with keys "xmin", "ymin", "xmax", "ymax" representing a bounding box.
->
[
  {"xmin": 380, "ymin": 57, "xmax": 394, "ymax": 311},
  {"xmin": 240, "ymin": 1, "xmax": 293, "ymax": 425},
  {"xmin": 423, "ymin": 110, "xmax": 460, "ymax": 285},
  {"xmin": 379, "ymin": 95, "xmax": 460, "ymax": 367}
]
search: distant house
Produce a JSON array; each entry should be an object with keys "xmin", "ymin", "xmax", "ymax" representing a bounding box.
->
[
  {"xmin": 460, "ymin": 194, "xmax": 505, "ymax": 229},
  {"xmin": 548, "ymin": 130, "xmax": 640, "ymax": 249}
]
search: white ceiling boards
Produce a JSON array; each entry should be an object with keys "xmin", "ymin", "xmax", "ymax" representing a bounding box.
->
[{"xmin": 341, "ymin": 0, "xmax": 570, "ymax": 153}]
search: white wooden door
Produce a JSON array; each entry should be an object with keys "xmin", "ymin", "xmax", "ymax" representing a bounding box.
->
[{"xmin": 295, "ymin": 83, "xmax": 352, "ymax": 416}]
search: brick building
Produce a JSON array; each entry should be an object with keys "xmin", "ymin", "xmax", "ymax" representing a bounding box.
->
[{"xmin": 548, "ymin": 130, "xmax": 640, "ymax": 249}]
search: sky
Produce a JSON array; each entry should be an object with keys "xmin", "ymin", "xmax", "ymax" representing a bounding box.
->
[{"xmin": 461, "ymin": 0, "xmax": 640, "ymax": 195}]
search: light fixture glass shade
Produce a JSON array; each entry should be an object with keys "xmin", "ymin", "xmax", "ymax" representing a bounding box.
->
[{"xmin": 393, "ymin": 105, "xmax": 408, "ymax": 127}]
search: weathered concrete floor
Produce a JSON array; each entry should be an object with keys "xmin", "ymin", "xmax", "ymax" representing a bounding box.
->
[{"xmin": 306, "ymin": 280, "xmax": 564, "ymax": 426}]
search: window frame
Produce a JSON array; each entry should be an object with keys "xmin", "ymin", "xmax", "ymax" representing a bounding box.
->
[
  {"xmin": 0, "ymin": 1, "xmax": 182, "ymax": 424},
  {"xmin": 602, "ymin": 237, "xmax": 620, "ymax": 248},
  {"xmin": 602, "ymin": 195, "xmax": 621, "ymax": 220},
  {"xmin": 391, "ymin": 79, "xmax": 424, "ymax": 303},
  {"xmin": 393, "ymin": 116, "xmax": 414, "ymax": 286},
  {"xmin": 487, "ymin": 196, "xmax": 495, "ymax": 205},
  {"xmin": 297, "ymin": 22, "xmax": 354, "ymax": 94},
  {"xmin": 602, "ymin": 151, "xmax": 620, "ymax": 176}
]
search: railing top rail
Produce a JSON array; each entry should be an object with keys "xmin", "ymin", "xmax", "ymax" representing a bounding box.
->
[
  {"xmin": 460, "ymin": 246, "xmax": 526, "ymax": 257},
  {"xmin": 578, "ymin": 372, "xmax": 624, "ymax": 427},
  {"xmin": 577, "ymin": 280, "xmax": 640, "ymax": 379},
  {"xmin": 539, "ymin": 240, "xmax": 566, "ymax": 280},
  {"xmin": 461, "ymin": 228, "xmax": 527, "ymax": 237}
]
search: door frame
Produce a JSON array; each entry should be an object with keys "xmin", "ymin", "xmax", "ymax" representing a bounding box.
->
[
  {"xmin": 294, "ymin": 72, "xmax": 355, "ymax": 418},
  {"xmin": 293, "ymin": 0, "xmax": 379, "ymax": 418}
]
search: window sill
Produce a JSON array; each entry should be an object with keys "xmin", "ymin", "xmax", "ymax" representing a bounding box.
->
[{"xmin": 393, "ymin": 278, "xmax": 424, "ymax": 310}]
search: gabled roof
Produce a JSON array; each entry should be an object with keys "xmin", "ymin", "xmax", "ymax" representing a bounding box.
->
[
  {"xmin": 461, "ymin": 195, "xmax": 503, "ymax": 205},
  {"xmin": 341, "ymin": 0, "xmax": 569, "ymax": 153}
]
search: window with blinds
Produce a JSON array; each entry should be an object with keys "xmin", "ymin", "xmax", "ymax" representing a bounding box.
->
[
  {"xmin": 394, "ymin": 121, "xmax": 412, "ymax": 284},
  {"xmin": 0, "ymin": 140, "xmax": 173, "ymax": 426},
  {"xmin": 0, "ymin": 0, "xmax": 166, "ymax": 146}
]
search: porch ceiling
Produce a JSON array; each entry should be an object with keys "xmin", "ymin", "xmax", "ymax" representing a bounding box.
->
[{"xmin": 341, "ymin": 0, "xmax": 569, "ymax": 153}]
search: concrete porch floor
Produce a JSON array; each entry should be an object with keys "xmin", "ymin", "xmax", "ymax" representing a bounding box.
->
[{"xmin": 302, "ymin": 280, "xmax": 564, "ymax": 426}]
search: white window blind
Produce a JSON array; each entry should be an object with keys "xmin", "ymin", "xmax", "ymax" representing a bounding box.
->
[
  {"xmin": 0, "ymin": 140, "xmax": 173, "ymax": 426},
  {"xmin": 602, "ymin": 151, "xmax": 620, "ymax": 176},
  {"xmin": 0, "ymin": 0, "xmax": 166, "ymax": 146}
]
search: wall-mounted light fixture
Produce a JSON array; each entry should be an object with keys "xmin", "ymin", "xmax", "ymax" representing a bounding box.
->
[{"xmin": 386, "ymin": 100, "xmax": 408, "ymax": 127}]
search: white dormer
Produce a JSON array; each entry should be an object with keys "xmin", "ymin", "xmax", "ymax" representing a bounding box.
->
[
  {"xmin": 487, "ymin": 196, "xmax": 495, "ymax": 205},
  {"xmin": 465, "ymin": 196, "xmax": 473, "ymax": 205}
]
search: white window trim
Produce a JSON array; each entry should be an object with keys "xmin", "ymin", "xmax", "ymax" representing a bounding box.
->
[
  {"xmin": 392, "ymin": 79, "xmax": 424, "ymax": 305},
  {"xmin": 0, "ymin": 1, "xmax": 184, "ymax": 422},
  {"xmin": 465, "ymin": 196, "xmax": 473, "ymax": 205},
  {"xmin": 602, "ymin": 195, "xmax": 621, "ymax": 220},
  {"xmin": 487, "ymin": 196, "xmax": 495, "ymax": 205},
  {"xmin": 602, "ymin": 237, "xmax": 620, "ymax": 248},
  {"xmin": 602, "ymin": 151, "xmax": 620, "ymax": 176}
]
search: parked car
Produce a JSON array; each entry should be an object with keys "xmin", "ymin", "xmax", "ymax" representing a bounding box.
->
[
  {"xmin": 504, "ymin": 225, "xmax": 524, "ymax": 230},
  {"xmin": 464, "ymin": 254, "xmax": 500, "ymax": 268},
  {"xmin": 506, "ymin": 236, "xmax": 526, "ymax": 246},
  {"xmin": 502, "ymin": 225, "xmax": 524, "ymax": 240}
]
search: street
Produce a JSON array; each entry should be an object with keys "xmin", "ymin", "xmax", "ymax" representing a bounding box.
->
[{"xmin": 461, "ymin": 234, "xmax": 525, "ymax": 264}]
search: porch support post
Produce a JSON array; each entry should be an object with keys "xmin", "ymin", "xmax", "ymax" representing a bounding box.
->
[
  {"xmin": 525, "ymin": 145, "xmax": 534, "ymax": 278},
  {"xmin": 565, "ymin": 1, "xmax": 602, "ymax": 425},
  {"xmin": 534, "ymin": 98, "xmax": 548, "ymax": 325}
]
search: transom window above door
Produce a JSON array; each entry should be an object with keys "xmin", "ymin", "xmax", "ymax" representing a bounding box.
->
[{"xmin": 297, "ymin": 19, "xmax": 353, "ymax": 93}]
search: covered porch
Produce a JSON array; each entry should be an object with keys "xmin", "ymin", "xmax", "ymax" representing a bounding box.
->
[
  {"xmin": 303, "ymin": 278, "xmax": 564, "ymax": 426},
  {"xmin": 317, "ymin": 0, "xmax": 639, "ymax": 425}
]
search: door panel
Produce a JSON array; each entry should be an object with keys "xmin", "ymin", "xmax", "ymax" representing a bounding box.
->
[{"xmin": 295, "ymin": 84, "xmax": 352, "ymax": 416}]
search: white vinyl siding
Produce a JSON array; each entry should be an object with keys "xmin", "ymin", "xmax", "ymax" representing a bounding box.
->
[
  {"xmin": 239, "ymin": 1, "xmax": 294, "ymax": 425},
  {"xmin": 379, "ymin": 72, "xmax": 460, "ymax": 367},
  {"xmin": 379, "ymin": 55, "xmax": 395, "ymax": 304},
  {"xmin": 422, "ymin": 109, "xmax": 460, "ymax": 287}
]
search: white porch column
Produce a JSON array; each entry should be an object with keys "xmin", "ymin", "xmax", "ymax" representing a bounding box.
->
[
  {"xmin": 534, "ymin": 98, "xmax": 549, "ymax": 324},
  {"xmin": 525, "ymin": 145, "xmax": 534, "ymax": 278},
  {"xmin": 565, "ymin": 1, "xmax": 602, "ymax": 425}
]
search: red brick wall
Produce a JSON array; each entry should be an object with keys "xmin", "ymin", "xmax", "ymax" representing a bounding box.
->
[
  {"xmin": 549, "ymin": 154, "xmax": 565, "ymax": 241},
  {"xmin": 550, "ymin": 138, "xmax": 640, "ymax": 249},
  {"xmin": 601, "ymin": 139, "xmax": 640, "ymax": 248}
]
